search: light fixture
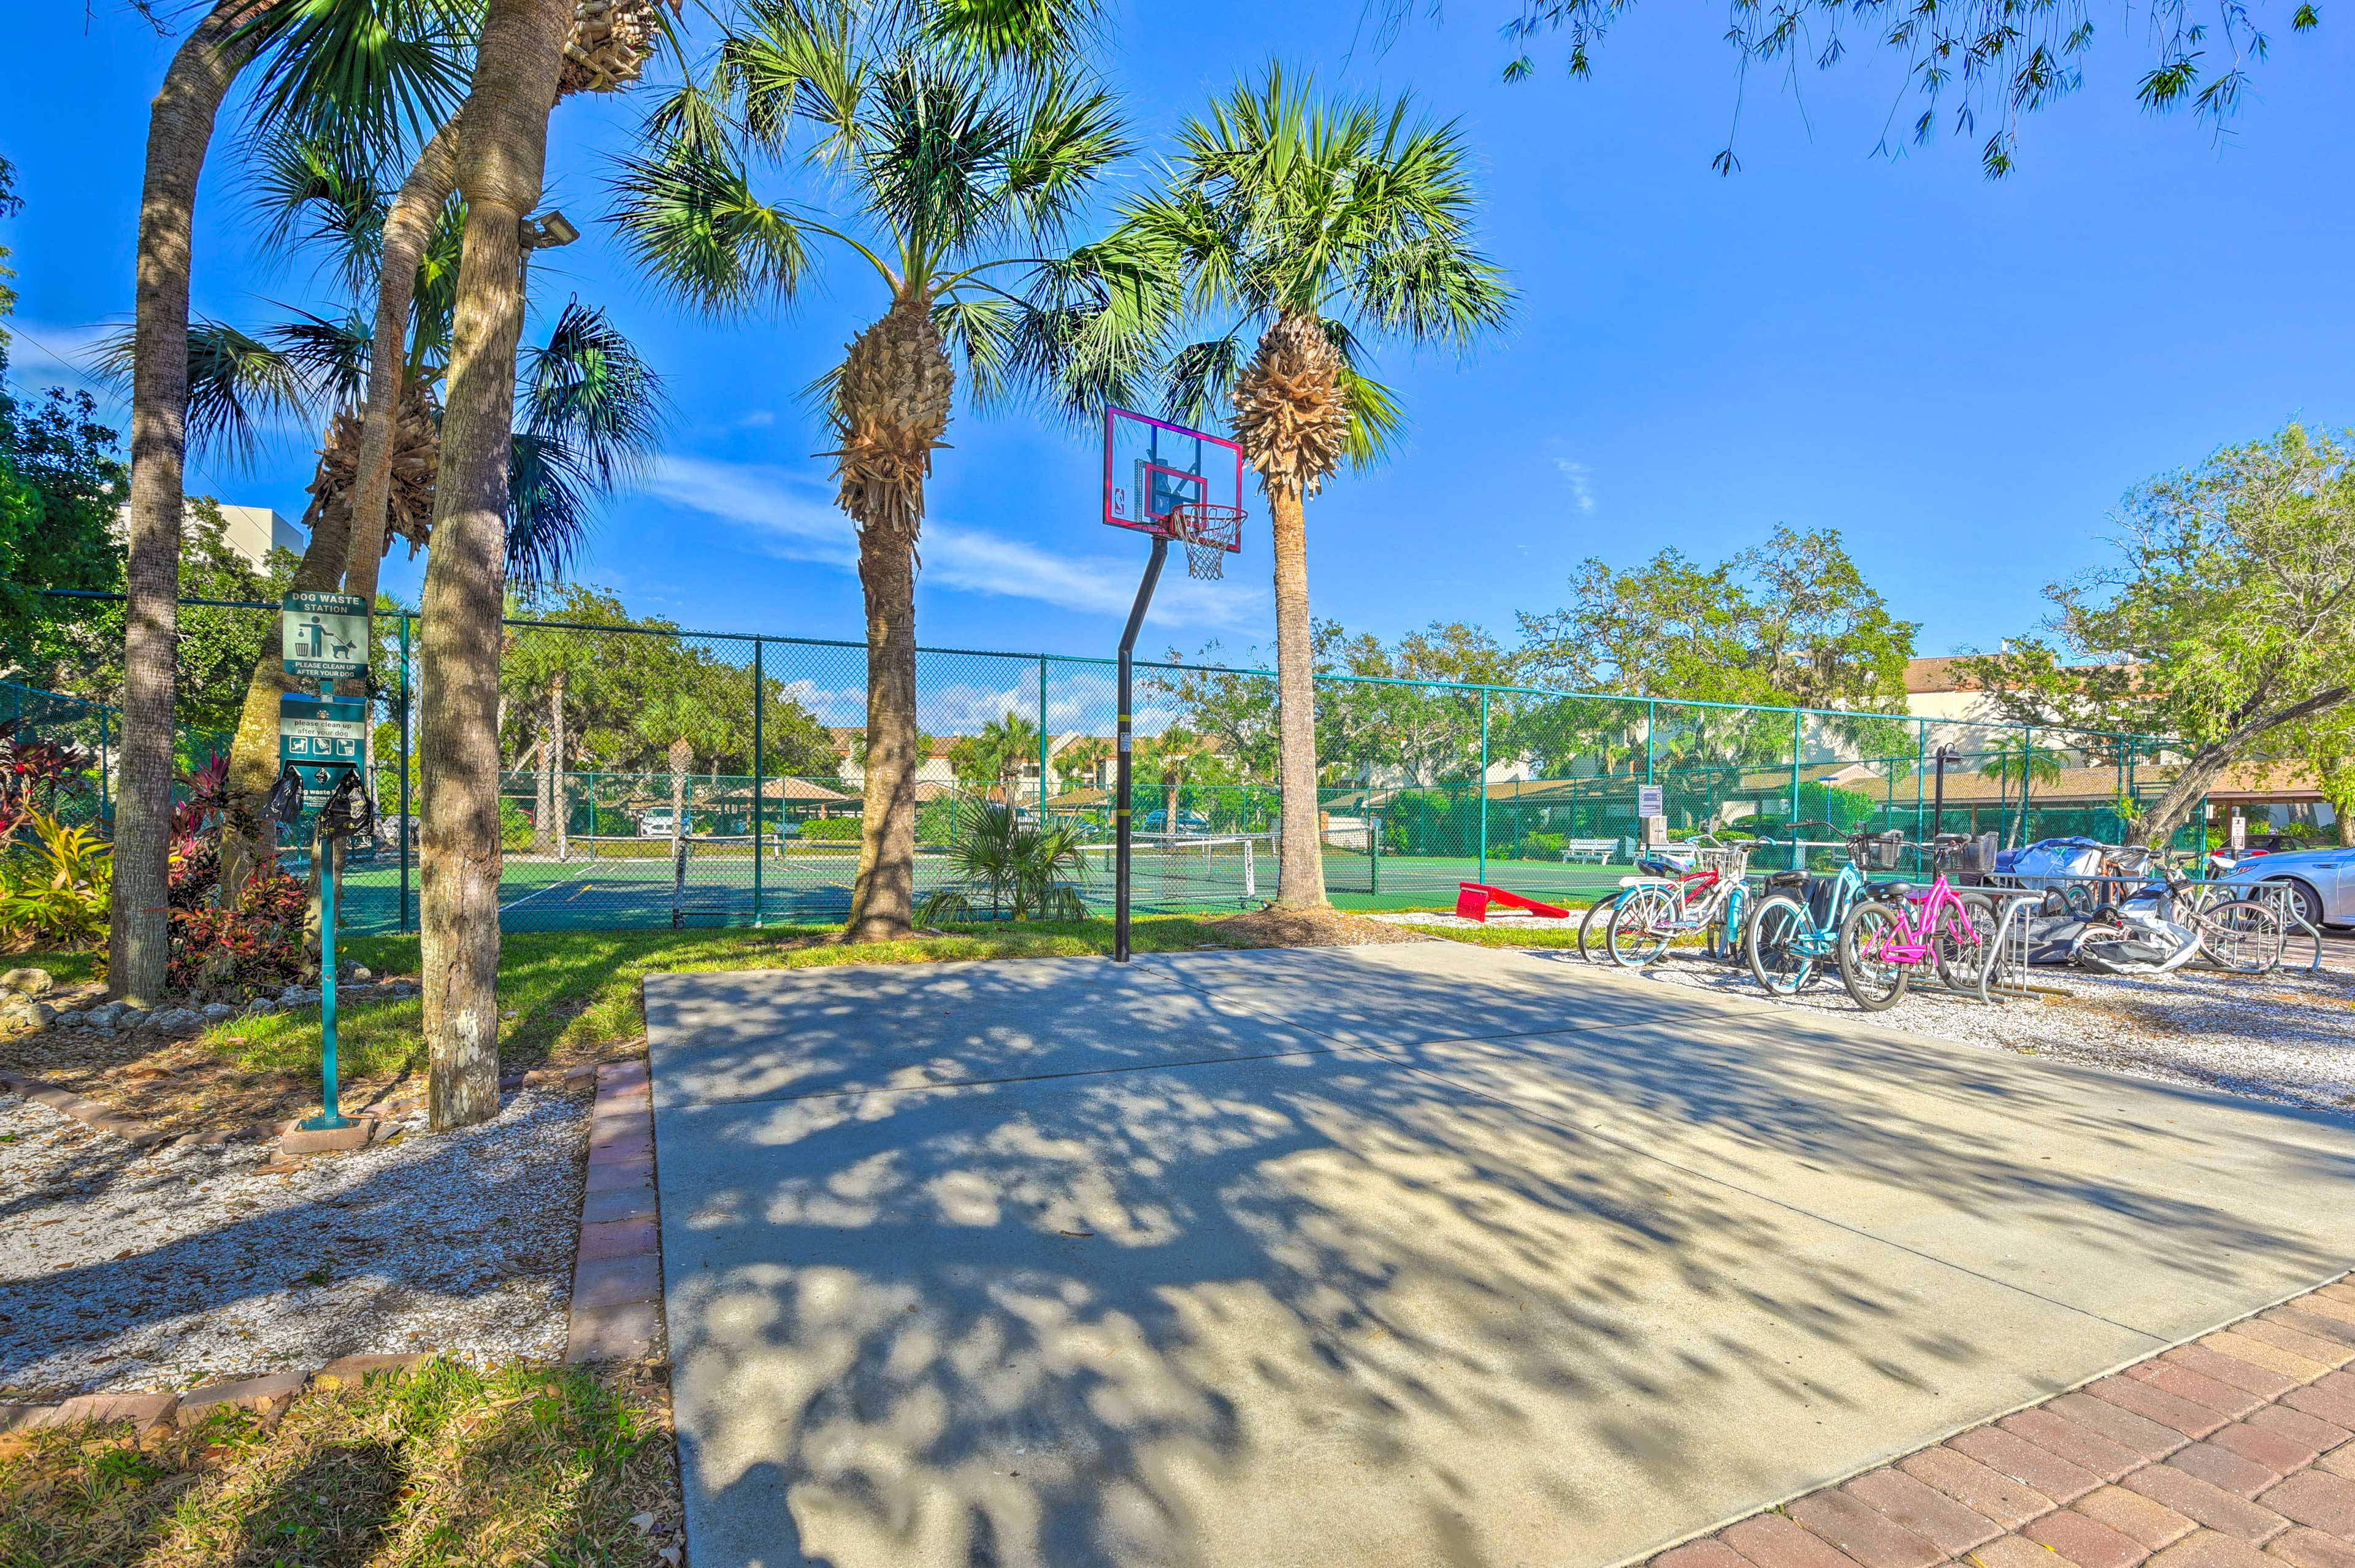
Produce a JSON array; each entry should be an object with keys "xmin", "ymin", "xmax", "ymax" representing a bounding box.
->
[{"xmin": 523, "ymin": 208, "xmax": 581, "ymax": 249}]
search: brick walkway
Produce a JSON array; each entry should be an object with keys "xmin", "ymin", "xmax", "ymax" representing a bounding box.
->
[{"xmin": 1651, "ymin": 1275, "xmax": 2355, "ymax": 1568}]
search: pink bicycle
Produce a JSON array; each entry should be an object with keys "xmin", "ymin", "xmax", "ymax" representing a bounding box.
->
[{"xmin": 1833, "ymin": 838, "xmax": 1999, "ymax": 1011}]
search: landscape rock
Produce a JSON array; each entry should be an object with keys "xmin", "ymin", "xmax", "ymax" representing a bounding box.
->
[
  {"xmin": 244, "ymin": 998, "xmax": 280, "ymax": 1016},
  {"xmin": 0, "ymin": 968, "xmax": 55, "ymax": 997},
  {"xmin": 199, "ymin": 1003, "xmax": 236, "ymax": 1024},
  {"xmin": 83, "ymin": 1002, "xmax": 126, "ymax": 1029},
  {"xmin": 149, "ymin": 1008, "xmax": 202, "ymax": 1033},
  {"xmin": 53, "ymin": 1011, "xmax": 84, "ymax": 1029}
]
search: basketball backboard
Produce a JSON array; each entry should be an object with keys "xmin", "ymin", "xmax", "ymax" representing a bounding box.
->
[{"xmin": 1103, "ymin": 407, "xmax": 1245, "ymax": 550}]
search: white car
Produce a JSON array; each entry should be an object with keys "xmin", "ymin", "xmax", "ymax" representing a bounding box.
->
[
  {"xmin": 638, "ymin": 809, "xmax": 691, "ymax": 839},
  {"xmin": 2213, "ymin": 846, "xmax": 2351, "ymax": 929}
]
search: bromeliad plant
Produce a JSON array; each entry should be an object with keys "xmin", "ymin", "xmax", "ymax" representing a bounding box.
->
[
  {"xmin": 0, "ymin": 721, "xmax": 94, "ymax": 838},
  {"xmin": 0, "ymin": 814, "xmax": 113, "ymax": 950},
  {"xmin": 915, "ymin": 804, "xmax": 1087, "ymax": 923}
]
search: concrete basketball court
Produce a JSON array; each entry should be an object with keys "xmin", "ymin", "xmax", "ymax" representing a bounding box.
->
[{"xmin": 641, "ymin": 942, "xmax": 2355, "ymax": 1568}]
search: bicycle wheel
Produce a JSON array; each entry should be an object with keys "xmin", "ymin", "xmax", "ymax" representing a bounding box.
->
[
  {"xmin": 1709, "ymin": 882, "xmax": 1750, "ymax": 962},
  {"xmin": 2198, "ymin": 898, "xmax": 2285, "ymax": 974},
  {"xmin": 1606, "ymin": 884, "xmax": 1678, "ymax": 968},
  {"xmin": 1576, "ymin": 889, "xmax": 1626, "ymax": 964},
  {"xmin": 1837, "ymin": 901, "xmax": 1911, "ymax": 1011},
  {"xmin": 1745, "ymin": 893, "xmax": 1815, "ymax": 995},
  {"xmin": 1932, "ymin": 892, "xmax": 2000, "ymax": 995}
]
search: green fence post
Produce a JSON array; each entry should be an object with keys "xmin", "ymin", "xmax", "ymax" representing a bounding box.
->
[
  {"xmin": 399, "ymin": 612, "xmax": 413, "ymax": 933},
  {"xmin": 752, "ymin": 637, "xmax": 765, "ymax": 928},
  {"xmin": 1915, "ymin": 717, "xmax": 1927, "ymax": 845},
  {"xmin": 1477, "ymin": 689, "xmax": 1490, "ymax": 887},
  {"xmin": 1037, "ymin": 655, "xmax": 1049, "ymax": 821},
  {"xmin": 1790, "ymin": 708, "xmax": 1804, "ymax": 871},
  {"xmin": 1644, "ymin": 700, "xmax": 1655, "ymax": 784}
]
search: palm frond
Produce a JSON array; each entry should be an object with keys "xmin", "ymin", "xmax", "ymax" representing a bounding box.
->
[
  {"xmin": 520, "ymin": 299, "xmax": 669, "ymax": 491},
  {"xmin": 608, "ymin": 142, "xmax": 814, "ymax": 314},
  {"xmin": 918, "ymin": 0, "xmax": 1109, "ymax": 67},
  {"xmin": 232, "ymin": 0, "xmax": 477, "ymax": 147},
  {"xmin": 267, "ymin": 306, "xmax": 373, "ymax": 407},
  {"xmin": 245, "ymin": 123, "xmax": 388, "ymax": 294},
  {"xmin": 91, "ymin": 316, "xmax": 318, "ymax": 470},
  {"xmin": 506, "ymin": 430, "xmax": 591, "ymax": 588}
]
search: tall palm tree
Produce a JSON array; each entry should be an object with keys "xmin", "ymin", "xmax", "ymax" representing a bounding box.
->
[
  {"xmin": 1978, "ymin": 733, "xmax": 2064, "ymax": 847},
  {"xmin": 1109, "ymin": 68, "xmax": 1511, "ymax": 908},
  {"xmin": 111, "ymin": 0, "xmax": 471, "ymax": 1003},
  {"xmin": 609, "ymin": 0, "xmax": 1127, "ymax": 941}
]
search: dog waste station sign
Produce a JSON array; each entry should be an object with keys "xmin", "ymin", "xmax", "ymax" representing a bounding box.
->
[
  {"xmin": 281, "ymin": 590, "xmax": 371, "ymax": 679},
  {"xmin": 279, "ymin": 696, "xmax": 367, "ymax": 806}
]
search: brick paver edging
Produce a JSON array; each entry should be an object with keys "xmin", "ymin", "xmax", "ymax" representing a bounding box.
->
[
  {"xmin": 0, "ymin": 1352, "xmax": 432, "ymax": 1443},
  {"xmin": 565, "ymin": 1058, "xmax": 665, "ymax": 1365},
  {"xmin": 1644, "ymin": 1271, "xmax": 2355, "ymax": 1568}
]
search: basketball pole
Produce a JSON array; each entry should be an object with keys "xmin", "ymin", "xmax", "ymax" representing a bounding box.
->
[{"xmin": 1114, "ymin": 535, "xmax": 1170, "ymax": 963}]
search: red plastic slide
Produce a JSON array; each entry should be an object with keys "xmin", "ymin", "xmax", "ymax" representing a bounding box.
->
[{"xmin": 1453, "ymin": 882, "xmax": 1572, "ymax": 922}]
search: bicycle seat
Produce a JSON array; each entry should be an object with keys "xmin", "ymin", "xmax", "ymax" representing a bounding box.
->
[
  {"xmin": 1766, "ymin": 869, "xmax": 1809, "ymax": 889},
  {"xmin": 1869, "ymin": 881, "xmax": 1917, "ymax": 901}
]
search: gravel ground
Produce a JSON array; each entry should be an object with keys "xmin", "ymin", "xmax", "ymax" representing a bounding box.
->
[
  {"xmin": 1383, "ymin": 911, "xmax": 2355, "ymax": 1113},
  {"xmin": 0, "ymin": 1082, "xmax": 591, "ymax": 1398}
]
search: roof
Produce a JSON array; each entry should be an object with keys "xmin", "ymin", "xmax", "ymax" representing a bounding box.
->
[{"xmin": 1905, "ymin": 657, "xmax": 1983, "ymax": 695}]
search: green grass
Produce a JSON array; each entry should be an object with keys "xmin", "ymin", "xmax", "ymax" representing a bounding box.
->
[
  {"xmin": 203, "ymin": 916, "xmax": 1254, "ymax": 1080},
  {"xmin": 2, "ymin": 950, "xmax": 101, "ymax": 987},
  {"xmin": 0, "ymin": 1360, "xmax": 673, "ymax": 1568}
]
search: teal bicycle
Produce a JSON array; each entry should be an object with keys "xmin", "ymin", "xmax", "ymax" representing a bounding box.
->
[{"xmin": 1742, "ymin": 831, "xmax": 1904, "ymax": 995}]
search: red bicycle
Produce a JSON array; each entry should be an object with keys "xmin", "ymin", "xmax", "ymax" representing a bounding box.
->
[{"xmin": 1833, "ymin": 836, "xmax": 1999, "ymax": 1010}]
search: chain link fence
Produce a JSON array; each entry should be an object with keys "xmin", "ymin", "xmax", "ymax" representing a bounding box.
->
[{"xmin": 16, "ymin": 597, "xmax": 2201, "ymax": 930}]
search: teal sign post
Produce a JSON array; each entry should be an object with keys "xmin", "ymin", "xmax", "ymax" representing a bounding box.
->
[{"xmin": 278, "ymin": 693, "xmax": 369, "ymax": 1134}]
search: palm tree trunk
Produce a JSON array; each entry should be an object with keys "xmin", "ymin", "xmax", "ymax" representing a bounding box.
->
[
  {"xmin": 1268, "ymin": 478, "xmax": 1327, "ymax": 908},
  {"xmin": 418, "ymin": 0, "xmax": 574, "ymax": 1131},
  {"xmin": 343, "ymin": 114, "xmax": 463, "ymax": 605},
  {"xmin": 534, "ymin": 724, "xmax": 554, "ymax": 852},
  {"xmin": 111, "ymin": 0, "xmax": 259, "ymax": 1004},
  {"xmin": 551, "ymin": 668, "xmax": 567, "ymax": 859},
  {"xmin": 846, "ymin": 527, "xmax": 919, "ymax": 941}
]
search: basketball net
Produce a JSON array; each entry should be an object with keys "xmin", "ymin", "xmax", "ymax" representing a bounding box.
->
[{"xmin": 1165, "ymin": 503, "xmax": 1242, "ymax": 581}]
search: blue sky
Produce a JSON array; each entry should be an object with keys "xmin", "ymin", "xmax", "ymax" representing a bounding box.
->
[{"xmin": 6, "ymin": 0, "xmax": 2353, "ymax": 666}]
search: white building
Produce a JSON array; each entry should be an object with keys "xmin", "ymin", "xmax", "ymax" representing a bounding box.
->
[{"xmin": 214, "ymin": 505, "xmax": 306, "ymax": 568}]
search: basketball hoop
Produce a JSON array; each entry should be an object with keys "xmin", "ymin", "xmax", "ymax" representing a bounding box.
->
[{"xmin": 1165, "ymin": 502, "xmax": 1245, "ymax": 580}]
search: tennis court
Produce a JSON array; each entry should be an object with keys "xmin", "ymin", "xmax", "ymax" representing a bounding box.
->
[{"xmin": 326, "ymin": 833, "xmax": 1647, "ymax": 933}]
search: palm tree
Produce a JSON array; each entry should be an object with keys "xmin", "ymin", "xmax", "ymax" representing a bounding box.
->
[
  {"xmin": 976, "ymin": 711, "xmax": 1040, "ymax": 805},
  {"xmin": 1054, "ymin": 734, "xmax": 1111, "ymax": 793},
  {"xmin": 110, "ymin": 0, "xmax": 471, "ymax": 1003},
  {"xmin": 1978, "ymin": 733, "xmax": 2065, "ymax": 848},
  {"xmin": 608, "ymin": 0, "xmax": 1127, "ymax": 942},
  {"xmin": 1138, "ymin": 724, "xmax": 1207, "ymax": 832},
  {"xmin": 1109, "ymin": 68, "xmax": 1511, "ymax": 908},
  {"xmin": 101, "ymin": 138, "xmax": 665, "ymax": 901}
]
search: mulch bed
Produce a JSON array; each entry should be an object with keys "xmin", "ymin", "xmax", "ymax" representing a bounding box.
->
[{"xmin": 1206, "ymin": 907, "xmax": 1436, "ymax": 948}]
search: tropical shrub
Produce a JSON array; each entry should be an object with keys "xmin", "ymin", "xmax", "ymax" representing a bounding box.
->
[
  {"xmin": 0, "ymin": 812, "xmax": 113, "ymax": 949},
  {"xmin": 500, "ymin": 798, "xmax": 536, "ymax": 851},
  {"xmin": 795, "ymin": 816, "xmax": 863, "ymax": 841},
  {"xmin": 916, "ymin": 806, "xmax": 1087, "ymax": 924},
  {"xmin": 166, "ymin": 865, "xmax": 311, "ymax": 1000},
  {"xmin": 0, "ymin": 720, "xmax": 93, "ymax": 836}
]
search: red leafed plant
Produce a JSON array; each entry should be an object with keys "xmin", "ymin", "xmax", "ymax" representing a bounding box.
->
[
  {"xmin": 166, "ymin": 863, "xmax": 313, "ymax": 1001},
  {"xmin": 0, "ymin": 720, "xmax": 93, "ymax": 839},
  {"xmin": 169, "ymin": 753, "xmax": 236, "ymax": 912}
]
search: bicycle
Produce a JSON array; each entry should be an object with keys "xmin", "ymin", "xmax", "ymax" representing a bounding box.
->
[
  {"xmin": 2071, "ymin": 862, "xmax": 2284, "ymax": 976},
  {"xmin": 1604, "ymin": 843, "xmax": 1753, "ymax": 968},
  {"xmin": 1834, "ymin": 835, "xmax": 2001, "ymax": 1011},
  {"xmin": 1744, "ymin": 830, "xmax": 1905, "ymax": 996},
  {"xmin": 1575, "ymin": 840, "xmax": 1726, "ymax": 962}
]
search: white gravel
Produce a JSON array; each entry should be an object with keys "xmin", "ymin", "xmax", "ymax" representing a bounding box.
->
[
  {"xmin": 1380, "ymin": 910, "xmax": 2355, "ymax": 1114},
  {"xmin": 0, "ymin": 1082, "xmax": 589, "ymax": 1398}
]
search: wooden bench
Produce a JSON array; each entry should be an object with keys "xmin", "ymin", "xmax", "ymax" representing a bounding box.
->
[{"xmin": 1559, "ymin": 837, "xmax": 1623, "ymax": 865}]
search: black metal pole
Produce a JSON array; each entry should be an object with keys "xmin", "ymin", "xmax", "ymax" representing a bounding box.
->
[{"xmin": 1115, "ymin": 537, "xmax": 1169, "ymax": 963}]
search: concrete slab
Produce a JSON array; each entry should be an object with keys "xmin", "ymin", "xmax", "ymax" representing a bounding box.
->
[
  {"xmin": 648, "ymin": 944, "xmax": 2355, "ymax": 1568},
  {"xmin": 643, "ymin": 958, "xmax": 1332, "ymax": 1107}
]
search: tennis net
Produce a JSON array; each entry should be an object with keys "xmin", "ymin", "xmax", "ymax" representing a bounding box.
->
[
  {"xmin": 534, "ymin": 833, "xmax": 764, "ymax": 865},
  {"xmin": 1077, "ymin": 834, "xmax": 1271, "ymax": 908}
]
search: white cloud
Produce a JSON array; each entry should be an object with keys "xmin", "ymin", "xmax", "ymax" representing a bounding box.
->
[
  {"xmin": 1553, "ymin": 457, "xmax": 1597, "ymax": 514},
  {"xmin": 649, "ymin": 455, "xmax": 1266, "ymax": 630}
]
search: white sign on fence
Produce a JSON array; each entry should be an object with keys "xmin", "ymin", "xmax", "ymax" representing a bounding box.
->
[{"xmin": 1637, "ymin": 784, "xmax": 1664, "ymax": 819}]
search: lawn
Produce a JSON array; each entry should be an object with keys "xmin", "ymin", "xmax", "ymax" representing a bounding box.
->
[
  {"xmin": 200, "ymin": 916, "xmax": 1260, "ymax": 1080},
  {"xmin": 0, "ymin": 1360, "xmax": 676, "ymax": 1568}
]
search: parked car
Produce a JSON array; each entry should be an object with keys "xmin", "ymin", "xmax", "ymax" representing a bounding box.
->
[
  {"xmin": 1140, "ymin": 808, "xmax": 1210, "ymax": 835},
  {"xmin": 2212, "ymin": 845, "xmax": 2351, "ymax": 929},
  {"xmin": 638, "ymin": 808, "xmax": 693, "ymax": 839}
]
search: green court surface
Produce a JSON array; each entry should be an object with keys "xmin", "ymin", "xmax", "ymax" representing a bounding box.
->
[{"xmin": 328, "ymin": 843, "xmax": 1652, "ymax": 933}]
